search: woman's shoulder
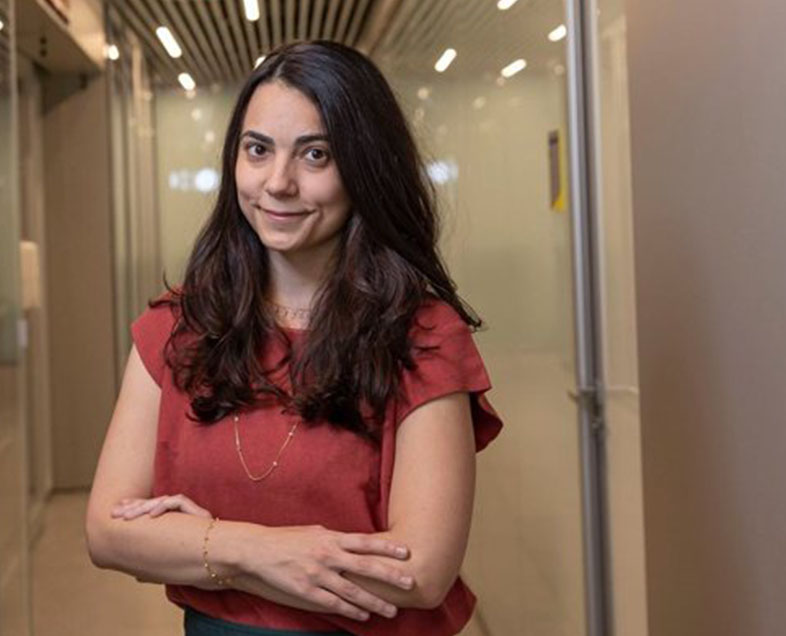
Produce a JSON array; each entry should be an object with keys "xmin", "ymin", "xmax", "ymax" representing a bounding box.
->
[
  {"xmin": 130, "ymin": 287, "xmax": 183, "ymax": 354},
  {"xmin": 138, "ymin": 286, "xmax": 183, "ymax": 323},
  {"xmin": 411, "ymin": 293, "xmax": 468, "ymax": 333}
]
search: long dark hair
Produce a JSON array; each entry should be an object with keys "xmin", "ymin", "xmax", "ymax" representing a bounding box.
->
[{"xmin": 154, "ymin": 40, "xmax": 482, "ymax": 444}]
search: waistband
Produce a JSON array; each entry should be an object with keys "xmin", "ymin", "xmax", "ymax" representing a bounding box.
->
[{"xmin": 183, "ymin": 606, "xmax": 352, "ymax": 636}]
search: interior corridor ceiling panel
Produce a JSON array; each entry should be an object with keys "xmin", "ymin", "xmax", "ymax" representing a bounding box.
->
[
  {"xmin": 108, "ymin": 0, "xmax": 569, "ymax": 88},
  {"xmin": 108, "ymin": 0, "xmax": 386, "ymax": 87}
]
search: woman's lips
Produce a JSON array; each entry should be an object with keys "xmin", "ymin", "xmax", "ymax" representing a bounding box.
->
[{"xmin": 262, "ymin": 208, "xmax": 312, "ymax": 221}]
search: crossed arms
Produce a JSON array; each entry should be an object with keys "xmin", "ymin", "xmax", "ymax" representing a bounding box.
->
[{"xmin": 85, "ymin": 344, "xmax": 476, "ymax": 622}]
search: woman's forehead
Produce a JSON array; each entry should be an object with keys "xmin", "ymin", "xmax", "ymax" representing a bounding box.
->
[{"xmin": 242, "ymin": 81, "xmax": 325, "ymax": 135}]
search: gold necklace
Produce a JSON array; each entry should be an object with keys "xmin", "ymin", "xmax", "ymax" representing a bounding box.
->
[{"xmin": 233, "ymin": 412, "xmax": 299, "ymax": 481}]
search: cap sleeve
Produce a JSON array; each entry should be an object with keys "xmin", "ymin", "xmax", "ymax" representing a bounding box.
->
[
  {"xmin": 130, "ymin": 296, "xmax": 178, "ymax": 388},
  {"xmin": 396, "ymin": 300, "xmax": 503, "ymax": 452}
]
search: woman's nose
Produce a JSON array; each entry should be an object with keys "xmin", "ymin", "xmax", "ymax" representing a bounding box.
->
[{"xmin": 264, "ymin": 156, "xmax": 298, "ymax": 197}]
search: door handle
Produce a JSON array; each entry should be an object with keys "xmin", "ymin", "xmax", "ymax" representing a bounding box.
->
[{"xmin": 567, "ymin": 386, "xmax": 597, "ymax": 404}]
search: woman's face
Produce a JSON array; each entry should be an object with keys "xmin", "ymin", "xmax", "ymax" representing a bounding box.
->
[{"xmin": 235, "ymin": 80, "xmax": 352, "ymax": 258}]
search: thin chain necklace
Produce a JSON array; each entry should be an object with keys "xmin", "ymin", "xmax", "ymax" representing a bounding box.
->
[
  {"xmin": 233, "ymin": 297, "xmax": 307, "ymax": 481},
  {"xmin": 233, "ymin": 412, "xmax": 299, "ymax": 481}
]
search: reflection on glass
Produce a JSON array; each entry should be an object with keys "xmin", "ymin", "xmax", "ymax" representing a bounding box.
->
[
  {"xmin": 376, "ymin": 1, "xmax": 586, "ymax": 633},
  {"xmin": 0, "ymin": 1, "xmax": 33, "ymax": 633},
  {"xmin": 594, "ymin": 1, "xmax": 648, "ymax": 634}
]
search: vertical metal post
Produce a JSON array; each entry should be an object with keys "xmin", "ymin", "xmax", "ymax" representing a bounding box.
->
[{"xmin": 564, "ymin": 0, "xmax": 613, "ymax": 635}]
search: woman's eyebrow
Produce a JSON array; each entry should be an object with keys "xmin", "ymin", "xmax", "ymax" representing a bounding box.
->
[{"xmin": 240, "ymin": 130, "xmax": 329, "ymax": 146}]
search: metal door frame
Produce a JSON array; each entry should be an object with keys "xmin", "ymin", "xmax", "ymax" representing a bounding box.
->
[{"xmin": 564, "ymin": 0, "xmax": 614, "ymax": 635}]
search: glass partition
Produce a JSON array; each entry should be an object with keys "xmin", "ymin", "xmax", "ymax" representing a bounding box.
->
[
  {"xmin": 0, "ymin": 0, "xmax": 32, "ymax": 633},
  {"xmin": 593, "ymin": 0, "xmax": 648, "ymax": 633},
  {"xmin": 376, "ymin": 2, "xmax": 587, "ymax": 633}
]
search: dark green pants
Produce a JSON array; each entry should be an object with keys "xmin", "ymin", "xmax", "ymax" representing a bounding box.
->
[{"xmin": 183, "ymin": 607, "xmax": 352, "ymax": 636}]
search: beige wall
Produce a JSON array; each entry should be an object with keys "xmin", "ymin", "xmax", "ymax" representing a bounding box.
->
[
  {"xmin": 626, "ymin": 1, "xmax": 786, "ymax": 634},
  {"xmin": 43, "ymin": 73, "xmax": 117, "ymax": 489}
]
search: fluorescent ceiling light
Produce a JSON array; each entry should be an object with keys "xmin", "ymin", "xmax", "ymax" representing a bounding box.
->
[
  {"xmin": 243, "ymin": 0, "xmax": 260, "ymax": 21},
  {"xmin": 254, "ymin": 55, "xmax": 266, "ymax": 68},
  {"xmin": 105, "ymin": 44, "xmax": 119, "ymax": 61},
  {"xmin": 501, "ymin": 58, "xmax": 527, "ymax": 78},
  {"xmin": 497, "ymin": 0, "xmax": 519, "ymax": 9},
  {"xmin": 435, "ymin": 48, "xmax": 457, "ymax": 73},
  {"xmin": 548, "ymin": 24, "xmax": 567, "ymax": 42},
  {"xmin": 156, "ymin": 26, "xmax": 182, "ymax": 58},
  {"xmin": 178, "ymin": 73, "xmax": 196, "ymax": 91}
]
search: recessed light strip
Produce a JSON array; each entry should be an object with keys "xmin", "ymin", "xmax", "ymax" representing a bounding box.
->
[
  {"xmin": 243, "ymin": 0, "xmax": 260, "ymax": 22},
  {"xmin": 501, "ymin": 58, "xmax": 527, "ymax": 78},
  {"xmin": 435, "ymin": 48, "xmax": 457, "ymax": 73},
  {"xmin": 548, "ymin": 24, "xmax": 567, "ymax": 42},
  {"xmin": 178, "ymin": 72, "xmax": 196, "ymax": 91},
  {"xmin": 156, "ymin": 26, "xmax": 182, "ymax": 58}
]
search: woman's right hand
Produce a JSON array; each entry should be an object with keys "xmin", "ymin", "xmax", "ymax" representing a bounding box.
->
[{"xmin": 234, "ymin": 523, "xmax": 416, "ymax": 622}]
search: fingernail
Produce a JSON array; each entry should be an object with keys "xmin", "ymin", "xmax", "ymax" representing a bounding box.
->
[
  {"xmin": 400, "ymin": 576, "xmax": 413, "ymax": 587},
  {"xmin": 395, "ymin": 546, "xmax": 407, "ymax": 557}
]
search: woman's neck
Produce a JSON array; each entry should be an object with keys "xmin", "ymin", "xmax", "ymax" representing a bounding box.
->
[{"xmin": 265, "ymin": 242, "xmax": 337, "ymax": 321}]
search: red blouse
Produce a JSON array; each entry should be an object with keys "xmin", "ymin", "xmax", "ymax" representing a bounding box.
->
[{"xmin": 130, "ymin": 292, "xmax": 503, "ymax": 635}]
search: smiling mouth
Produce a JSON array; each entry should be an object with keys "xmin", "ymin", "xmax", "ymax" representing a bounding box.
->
[{"xmin": 260, "ymin": 207, "xmax": 312, "ymax": 218}]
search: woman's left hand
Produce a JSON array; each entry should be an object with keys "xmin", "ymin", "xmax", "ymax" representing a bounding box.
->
[{"xmin": 110, "ymin": 494, "xmax": 213, "ymax": 520}]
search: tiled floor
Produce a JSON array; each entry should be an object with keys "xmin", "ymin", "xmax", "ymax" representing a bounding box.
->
[{"xmin": 32, "ymin": 491, "xmax": 485, "ymax": 635}]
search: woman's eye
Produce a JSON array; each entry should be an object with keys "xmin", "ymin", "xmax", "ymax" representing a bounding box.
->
[
  {"xmin": 305, "ymin": 148, "xmax": 329, "ymax": 163},
  {"xmin": 246, "ymin": 143, "xmax": 267, "ymax": 157}
]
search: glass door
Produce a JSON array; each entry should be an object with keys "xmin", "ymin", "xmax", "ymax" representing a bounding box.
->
[
  {"xmin": 374, "ymin": 1, "xmax": 600, "ymax": 633},
  {"xmin": 0, "ymin": 0, "xmax": 33, "ymax": 633},
  {"xmin": 588, "ymin": 0, "xmax": 648, "ymax": 633}
]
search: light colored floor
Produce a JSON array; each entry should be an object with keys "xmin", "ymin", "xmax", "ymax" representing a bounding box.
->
[{"xmin": 32, "ymin": 491, "xmax": 485, "ymax": 635}]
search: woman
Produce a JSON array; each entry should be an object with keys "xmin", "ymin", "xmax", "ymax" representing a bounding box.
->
[{"xmin": 86, "ymin": 40, "xmax": 503, "ymax": 636}]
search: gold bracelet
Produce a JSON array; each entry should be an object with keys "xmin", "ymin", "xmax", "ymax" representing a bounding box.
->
[{"xmin": 202, "ymin": 517, "xmax": 233, "ymax": 587}]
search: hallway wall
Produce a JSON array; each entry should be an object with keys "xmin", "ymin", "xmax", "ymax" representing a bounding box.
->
[
  {"xmin": 625, "ymin": 1, "xmax": 786, "ymax": 634},
  {"xmin": 43, "ymin": 73, "xmax": 116, "ymax": 489}
]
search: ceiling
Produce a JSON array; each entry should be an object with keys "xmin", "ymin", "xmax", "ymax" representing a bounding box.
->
[
  {"xmin": 107, "ymin": 0, "xmax": 594, "ymax": 89},
  {"xmin": 108, "ymin": 0, "xmax": 387, "ymax": 87}
]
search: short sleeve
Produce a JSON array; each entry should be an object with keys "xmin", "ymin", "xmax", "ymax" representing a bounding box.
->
[
  {"xmin": 395, "ymin": 300, "xmax": 503, "ymax": 452},
  {"xmin": 130, "ymin": 297, "xmax": 178, "ymax": 388}
]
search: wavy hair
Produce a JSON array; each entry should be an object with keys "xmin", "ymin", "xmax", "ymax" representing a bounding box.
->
[{"xmin": 153, "ymin": 40, "xmax": 482, "ymax": 444}]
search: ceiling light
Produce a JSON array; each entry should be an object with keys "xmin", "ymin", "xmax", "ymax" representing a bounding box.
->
[
  {"xmin": 548, "ymin": 24, "xmax": 567, "ymax": 42},
  {"xmin": 178, "ymin": 73, "xmax": 196, "ymax": 91},
  {"xmin": 254, "ymin": 55, "xmax": 266, "ymax": 68},
  {"xmin": 105, "ymin": 44, "xmax": 119, "ymax": 61},
  {"xmin": 435, "ymin": 48, "xmax": 457, "ymax": 73},
  {"xmin": 501, "ymin": 58, "xmax": 527, "ymax": 78},
  {"xmin": 0, "ymin": 19, "xmax": 4, "ymax": 31},
  {"xmin": 243, "ymin": 0, "xmax": 260, "ymax": 21},
  {"xmin": 497, "ymin": 0, "xmax": 519, "ymax": 9},
  {"xmin": 156, "ymin": 26, "xmax": 182, "ymax": 58}
]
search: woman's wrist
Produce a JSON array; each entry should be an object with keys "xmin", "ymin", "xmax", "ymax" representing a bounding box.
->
[{"xmin": 204, "ymin": 518, "xmax": 259, "ymax": 582}]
